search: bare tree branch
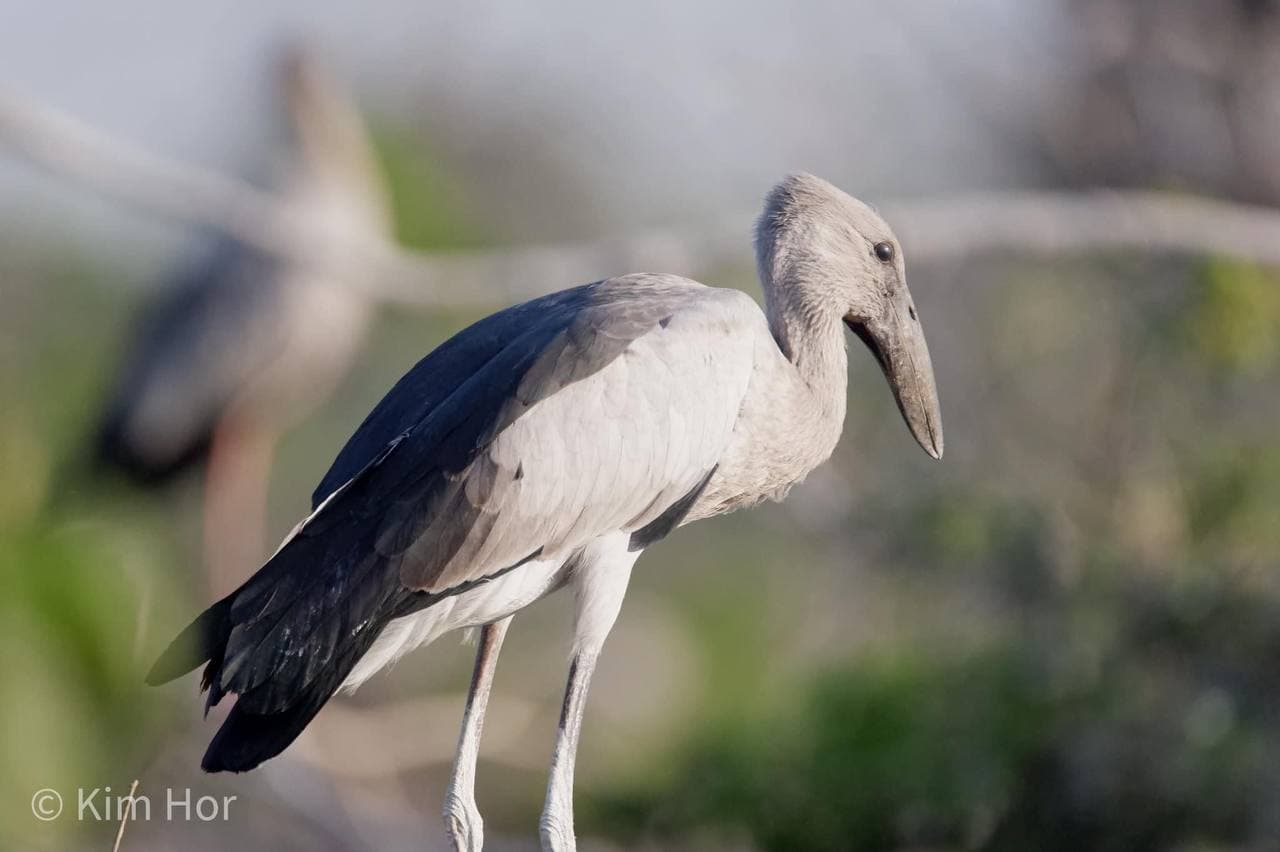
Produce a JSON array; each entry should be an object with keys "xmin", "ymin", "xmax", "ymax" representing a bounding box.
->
[
  {"xmin": 0, "ymin": 86, "xmax": 420, "ymax": 295},
  {"xmin": 885, "ymin": 191, "xmax": 1280, "ymax": 267},
  {"xmin": 3, "ymin": 86, "xmax": 1279, "ymax": 312}
]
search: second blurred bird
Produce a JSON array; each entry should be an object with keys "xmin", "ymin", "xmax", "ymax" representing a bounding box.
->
[{"xmin": 94, "ymin": 45, "xmax": 394, "ymax": 595}]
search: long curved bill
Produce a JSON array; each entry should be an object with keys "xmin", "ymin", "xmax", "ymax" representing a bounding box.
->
[{"xmin": 845, "ymin": 293, "xmax": 944, "ymax": 460}]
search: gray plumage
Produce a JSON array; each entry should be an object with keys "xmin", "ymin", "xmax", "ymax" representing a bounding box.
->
[{"xmin": 150, "ymin": 173, "xmax": 943, "ymax": 852}]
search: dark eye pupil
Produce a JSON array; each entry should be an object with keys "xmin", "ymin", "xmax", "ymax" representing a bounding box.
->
[{"xmin": 874, "ymin": 242, "xmax": 894, "ymax": 262}]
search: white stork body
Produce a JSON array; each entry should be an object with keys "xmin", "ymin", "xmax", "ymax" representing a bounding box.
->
[
  {"xmin": 344, "ymin": 551, "xmax": 572, "ymax": 688},
  {"xmin": 149, "ymin": 174, "xmax": 943, "ymax": 851},
  {"xmin": 341, "ymin": 280, "xmax": 758, "ymax": 690}
]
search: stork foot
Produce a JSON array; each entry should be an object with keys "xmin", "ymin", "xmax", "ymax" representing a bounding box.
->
[{"xmin": 443, "ymin": 793, "xmax": 484, "ymax": 852}]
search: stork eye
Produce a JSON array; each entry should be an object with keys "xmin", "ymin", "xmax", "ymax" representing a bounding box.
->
[{"xmin": 874, "ymin": 242, "xmax": 895, "ymax": 263}]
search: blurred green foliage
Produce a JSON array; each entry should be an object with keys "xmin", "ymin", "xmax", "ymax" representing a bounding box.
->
[
  {"xmin": 592, "ymin": 645, "xmax": 1050, "ymax": 850},
  {"xmin": 0, "ymin": 517, "xmax": 181, "ymax": 846},
  {"xmin": 592, "ymin": 503, "xmax": 1280, "ymax": 849},
  {"xmin": 370, "ymin": 122, "xmax": 491, "ymax": 251},
  {"xmin": 1186, "ymin": 260, "xmax": 1280, "ymax": 376},
  {"xmin": 0, "ymin": 260, "xmax": 189, "ymax": 848}
]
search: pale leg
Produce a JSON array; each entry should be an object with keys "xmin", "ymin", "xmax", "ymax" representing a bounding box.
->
[
  {"xmin": 540, "ymin": 535, "xmax": 640, "ymax": 851},
  {"xmin": 203, "ymin": 414, "xmax": 274, "ymax": 599},
  {"xmin": 444, "ymin": 616, "xmax": 513, "ymax": 852}
]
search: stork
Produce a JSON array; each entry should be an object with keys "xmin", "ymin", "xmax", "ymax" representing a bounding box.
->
[
  {"xmin": 148, "ymin": 173, "xmax": 943, "ymax": 850},
  {"xmin": 94, "ymin": 46, "xmax": 392, "ymax": 592}
]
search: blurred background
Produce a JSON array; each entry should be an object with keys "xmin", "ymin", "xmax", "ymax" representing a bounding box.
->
[{"xmin": 2, "ymin": 0, "xmax": 1280, "ymax": 849}]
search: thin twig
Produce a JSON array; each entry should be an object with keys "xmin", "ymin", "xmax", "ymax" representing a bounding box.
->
[
  {"xmin": 111, "ymin": 778, "xmax": 140, "ymax": 852},
  {"xmin": 3, "ymin": 86, "xmax": 1279, "ymax": 312}
]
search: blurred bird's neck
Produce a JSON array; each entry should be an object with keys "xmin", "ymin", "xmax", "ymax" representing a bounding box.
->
[{"xmin": 282, "ymin": 67, "xmax": 391, "ymax": 233}]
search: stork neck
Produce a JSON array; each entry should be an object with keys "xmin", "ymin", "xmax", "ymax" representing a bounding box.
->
[{"xmin": 762, "ymin": 275, "xmax": 849, "ymax": 420}]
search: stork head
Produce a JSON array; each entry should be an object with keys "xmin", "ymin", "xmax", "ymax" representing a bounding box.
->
[{"xmin": 756, "ymin": 173, "xmax": 943, "ymax": 459}]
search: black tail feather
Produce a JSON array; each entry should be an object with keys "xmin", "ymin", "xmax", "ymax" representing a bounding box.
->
[
  {"xmin": 146, "ymin": 596, "xmax": 234, "ymax": 687},
  {"xmin": 199, "ymin": 615, "xmax": 389, "ymax": 773},
  {"xmin": 147, "ymin": 426, "xmax": 450, "ymax": 772},
  {"xmin": 201, "ymin": 683, "xmax": 332, "ymax": 773},
  {"xmin": 146, "ymin": 525, "xmax": 406, "ymax": 772}
]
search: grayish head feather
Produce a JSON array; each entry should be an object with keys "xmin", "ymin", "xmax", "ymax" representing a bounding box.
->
[{"xmin": 755, "ymin": 172, "xmax": 903, "ymax": 330}]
